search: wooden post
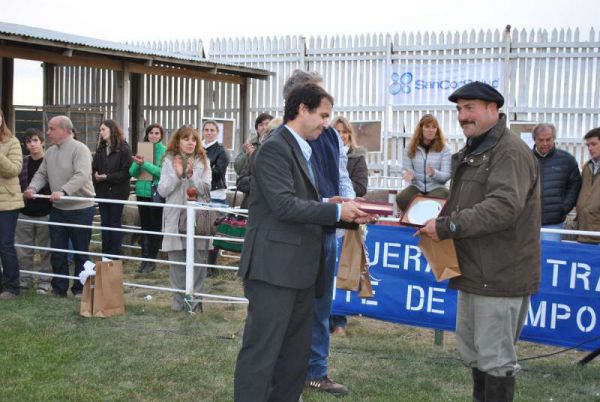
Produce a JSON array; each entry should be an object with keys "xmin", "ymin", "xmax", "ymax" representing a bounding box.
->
[
  {"xmin": 238, "ymin": 77, "xmax": 250, "ymax": 151},
  {"xmin": 114, "ymin": 62, "xmax": 131, "ymax": 141},
  {"xmin": 434, "ymin": 329, "xmax": 444, "ymax": 346},
  {"xmin": 43, "ymin": 63, "xmax": 55, "ymax": 106},
  {"xmin": 1, "ymin": 57, "xmax": 14, "ymax": 130},
  {"xmin": 130, "ymin": 72, "xmax": 144, "ymax": 154}
]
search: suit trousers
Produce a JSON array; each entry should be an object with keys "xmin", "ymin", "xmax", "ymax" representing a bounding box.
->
[
  {"xmin": 234, "ymin": 279, "xmax": 314, "ymax": 402},
  {"xmin": 456, "ymin": 290, "xmax": 530, "ymax": 377}
]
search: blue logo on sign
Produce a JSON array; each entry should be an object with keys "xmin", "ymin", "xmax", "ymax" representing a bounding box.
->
[
  {"xmin": 390, "ymin": 70, "xmax": 500, "ymax": 96},
  {"xmin": 390, "ymin": 72, "xmax": 413, "ymax": 95}
]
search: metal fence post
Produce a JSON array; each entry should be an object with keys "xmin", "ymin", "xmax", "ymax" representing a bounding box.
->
[{"xmin": 185, "ymin": 202, "xmax": 195, "ymax": 310}]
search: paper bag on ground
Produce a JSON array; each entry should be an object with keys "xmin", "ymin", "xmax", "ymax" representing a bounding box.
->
[
  {"xmin": 94, "ymin": 260, "xmax": 125, "ymax": 317},
  {"xmin": 336, "ymin": 229, "xmax": 362, "ymax": 291},
  {"xmin": 80, "ymin": 277, "xmax": 94, "ymax": 317},
  {"xmin": 418, "ymin": 237, "xmax": 461, "ymax": 282}
]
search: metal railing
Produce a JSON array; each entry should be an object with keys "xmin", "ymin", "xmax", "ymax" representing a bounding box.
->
[{"xmin": 16, "ymin": 195, "xmax": 249, "ymax": 312}]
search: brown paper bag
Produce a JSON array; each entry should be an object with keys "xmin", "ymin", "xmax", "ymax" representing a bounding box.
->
[
  {"xmin": 418, "ymin": 237, "xmax": 461, "ymax": 282},
  {"xmin": 94, "ymin": 260, "xmax": 125, "ymax": 317},
  {"xmin": 359, "ymin": 270, "xmax": 373, "ymax": 298},
  {"xmin": 80, "ymin": 261, "xmax": 125, "ymax": 318},
  {"xmin": 80, "ymin": 277, "xmax": 94, "ymax": 317},
  {"xmin": 337, "ymin": 228, "xmax": 374, "ymax": 298},
  {"xmin": 336, "ymin": 229, "xmax": 363, "ymax": 291}
]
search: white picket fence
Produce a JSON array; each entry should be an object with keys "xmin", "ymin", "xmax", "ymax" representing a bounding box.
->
[{"xmin": 50, "ymin": 27, "xmax": 600, "ymax": 176}]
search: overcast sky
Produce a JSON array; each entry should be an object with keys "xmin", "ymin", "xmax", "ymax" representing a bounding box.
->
[{"xmin": 2, "ymin": 0, "xmax": 597, "ymax": 104}]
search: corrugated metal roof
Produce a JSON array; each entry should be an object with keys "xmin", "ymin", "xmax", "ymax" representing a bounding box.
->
[{"xmin": 0, "ymin": 21, "xmax": 269, "ymax": 78}]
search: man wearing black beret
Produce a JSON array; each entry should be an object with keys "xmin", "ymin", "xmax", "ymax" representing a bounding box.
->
[{"xmin": 417, "ymin": 81, "xmax": 541, "ymax": 402}]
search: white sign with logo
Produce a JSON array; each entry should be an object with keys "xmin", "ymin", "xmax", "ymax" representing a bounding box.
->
[{"xmin": 388, "ymin": 62, "xmax": 504, "ymax": 105}]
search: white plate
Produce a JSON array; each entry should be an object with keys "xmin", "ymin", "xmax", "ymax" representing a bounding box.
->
[{"xmin": 406, "ymin": 199, "xmax": 442, "ymax": 225}]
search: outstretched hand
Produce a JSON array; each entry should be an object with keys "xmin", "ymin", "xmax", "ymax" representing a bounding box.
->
[{"xmin": 414, "ymin": 218, "xmax": 440, "ymax": 241}]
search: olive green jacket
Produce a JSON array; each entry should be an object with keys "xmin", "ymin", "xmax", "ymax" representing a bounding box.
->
[
  {"xmin": 575, "ymin": 161, "xmax": 600, "ymax": 243},
  {"xmin": 436, "ymin": 114, "xmax": 541, "ymax": 297}
]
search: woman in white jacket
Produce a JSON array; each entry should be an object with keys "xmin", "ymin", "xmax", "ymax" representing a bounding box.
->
[
  {"xmin": 158, "ymin": 126, "xmax": 212, "ymax": 311},
  {"xmin": 396, "ymin": 114, "xmax": 452, "ymax": 212}
]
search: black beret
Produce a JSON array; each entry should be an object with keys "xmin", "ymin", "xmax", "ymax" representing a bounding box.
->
[{"xmin": 448, "ymin": 81, "xmax": 504, "ymax": 108}]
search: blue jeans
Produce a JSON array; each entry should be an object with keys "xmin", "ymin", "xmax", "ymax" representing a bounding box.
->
[
  {"xmin": 331, "ymin": 315, "xmax": 347, "ymax": 329},
  {"xmin": 307, "ymin": 232, "xmax": 337, "ymax": 380},
  {"xmin": 541, "ymin": 222, "xmax": 564, "ymax": 242},
  {"xmin": 98, "ymin": 202, "xmax": 125, "ymax": 257},
  {"xmin": 49, "ymin": 206, "xmax": 94, "ymax": 295},
  {"xmin": 0, "ymin": 210, "xmax": 20, "ymax": 295}
]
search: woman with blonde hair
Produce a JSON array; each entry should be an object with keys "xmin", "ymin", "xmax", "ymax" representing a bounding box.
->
[
  {"xmin": 331, "ymin": 116, "xmax": 368, "ymax": 197},
  {"xmin": 329, "ymin": 116, "xmax": 369, "ymax": 335},
  {"xmin": 396, "ymin": 114, "xmax": 452, "ymax": 212},
  {"xmin": 157, "ymin": 126, "xmax": 212, "ymax": 311},
  {"xmin": 0, "ymin": 109, "xmax": 24, "ymax": 299}
]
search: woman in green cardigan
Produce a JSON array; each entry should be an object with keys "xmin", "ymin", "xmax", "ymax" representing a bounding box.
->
[{"xmin": 129, "ymin": 123, "xmax": 167, "ymax": 273}]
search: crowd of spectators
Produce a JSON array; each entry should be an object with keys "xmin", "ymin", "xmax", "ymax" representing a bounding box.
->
[{"xmin": 1, "ymin": 76, "xmax": 600, "ymax": 402}]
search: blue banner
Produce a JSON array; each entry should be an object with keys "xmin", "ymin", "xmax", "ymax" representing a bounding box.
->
[{"xmin": 332, "ymin": 225, "xmax": 600, "ymax": 351}]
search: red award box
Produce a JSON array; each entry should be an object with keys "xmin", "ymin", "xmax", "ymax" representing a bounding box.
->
[{"xmin": 355, "ymin": 200, "xmax": 394, "ymax": 216}]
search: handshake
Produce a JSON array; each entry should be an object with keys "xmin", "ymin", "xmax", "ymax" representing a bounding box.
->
[{"xmin": 328, "ymin": 196, "xmax": 378, "ymax": 224}]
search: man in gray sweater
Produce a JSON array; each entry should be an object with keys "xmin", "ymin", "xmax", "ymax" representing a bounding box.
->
[{"xmin": 25, "ymin": 116, "xmax": 95, "ymax": 297}]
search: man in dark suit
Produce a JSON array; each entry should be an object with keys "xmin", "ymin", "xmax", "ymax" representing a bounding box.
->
[{"xmin": 234, "ymin": 83, "xmax": 368, "ymax": 402}]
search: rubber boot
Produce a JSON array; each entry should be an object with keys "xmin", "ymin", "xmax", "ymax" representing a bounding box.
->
[
  {"xmin": 472, "ymin": 368, "xmax": 485, "ymax": 402},
  {"xmin": 484, "ymin": 373, "xmax": 515, "ymax": 402}
]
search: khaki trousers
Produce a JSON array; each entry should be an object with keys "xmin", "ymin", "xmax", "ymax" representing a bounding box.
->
[
  {"xmin": 456, "ymin": 290, "xmax": 529, "ymax": 377},
  {"xmin": 167, "ymin": 250, "xmax": 208, "ymax": 311},
  {"xmin": 15, "ymin": 213, "xmax": 52, "ymax": 290}
]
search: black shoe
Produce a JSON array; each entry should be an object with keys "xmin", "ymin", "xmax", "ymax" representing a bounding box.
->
[
  {"xmin": 52, "ymin": 290, "xmax": 67, "ymax": 298},
  {"xmin": 143, "ymin": 262, "xmax": 156, "ymax": 273},
  {"xmin": 137, "ymin": 261, "xmax": 149, "ymax": 273}
]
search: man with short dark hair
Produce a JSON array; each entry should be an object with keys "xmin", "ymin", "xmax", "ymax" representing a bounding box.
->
[
  {"xmin": 16, "ymin": 129, "xmax": 52, "ymax": 293},
  {"xmin": 532, "ymin": 123, "xmax": 581, "ymax": 241},
  {"xmin": 25, "ymin": 116, "xmax": 95, "ymax": 298},
  {"xmin": 282, "ymin": 70, "xmax": 355, "ymax": 396},
  {"xmin": 574, "ymin": 127, "xmax": 600, "ymax": 244},
  {"xmin": 233, "ymin": 83, "xmax": 368, "ymax": 402},
  {"xmin": 233, "ymin": 112, "xmax": 274, "ymax": 175},
  {"xmin": 418, "ymin": 82, "xmax": 541, "ymax": 402}
]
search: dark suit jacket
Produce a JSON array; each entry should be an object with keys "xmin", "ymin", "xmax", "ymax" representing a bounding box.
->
[{"xmin": 238, "ymin": 125, "xmax": 338, "ymax": 291}]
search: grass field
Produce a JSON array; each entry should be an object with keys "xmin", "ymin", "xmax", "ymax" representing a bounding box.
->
[{"xmin": 2, "ymin": 259, "xmax": 600, "ymax": 402}]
